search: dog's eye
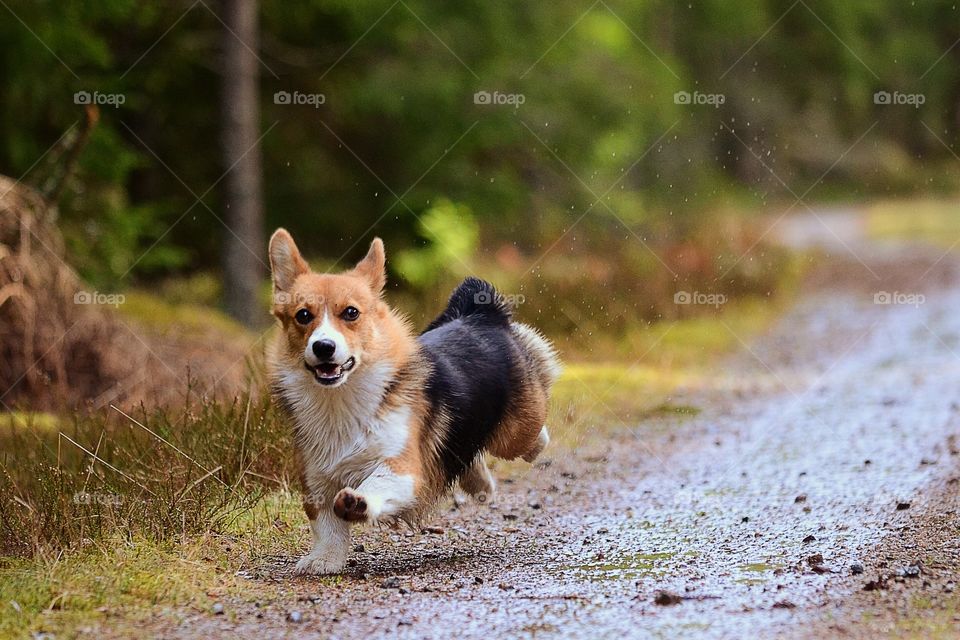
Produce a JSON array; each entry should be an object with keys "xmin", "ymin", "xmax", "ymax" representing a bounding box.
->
[
  {"xmin": 294, "ymin": 309, "xmax": 313, "ymax": 325},
  {"xmin": 341, "ymin": 306, "xmax": 360, "ymax": 321}
]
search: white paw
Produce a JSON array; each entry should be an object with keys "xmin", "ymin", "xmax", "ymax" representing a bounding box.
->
[{"xmin": 295, "ymin": 551, "xmax": 346, "ymax": 575}]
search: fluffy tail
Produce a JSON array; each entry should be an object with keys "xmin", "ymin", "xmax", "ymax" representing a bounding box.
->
[
  {"xmin": 424, "ymin": 277, "xmax": 512, "ymax": 332},
  {"xmin": 511, "ymin": 322, "xmax": 562, "ymax": 391}
]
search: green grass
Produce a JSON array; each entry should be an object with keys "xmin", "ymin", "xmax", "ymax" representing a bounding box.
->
[
  {"xmin": 0, "ymin": 495, "xmax": 314, "ymax": 638},
  {"xmin": 2, "ymin": 539, "xmax": 235, "ymax": 637},
  {"xmin": 545, "ymin": 295, "xmax": 785, "ymax": 449},
  {"xmin": 865, "ymin": 198, "xmax": 960, "ymax": 247},
  {"xmin": 5, "ymin": 412, "xmax": 60, "ymax": 431},
  {"xmin": 118, "ymin": 291, "xmax": 254, "ymax": 340}
]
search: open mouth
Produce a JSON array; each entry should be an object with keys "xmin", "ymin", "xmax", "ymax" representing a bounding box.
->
[{"xmin": 305, "ymin": 357, "xmax": 356, "ymax": 385}]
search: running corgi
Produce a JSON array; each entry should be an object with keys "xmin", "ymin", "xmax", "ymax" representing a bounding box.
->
[{"xmin": 266, "ymin": 229, "xmax": 560, "ymax": 574}]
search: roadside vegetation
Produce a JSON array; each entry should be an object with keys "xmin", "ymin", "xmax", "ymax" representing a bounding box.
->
[{"xmin": 0, "ymin": 275, "xmax": 796, "ymax": 637}]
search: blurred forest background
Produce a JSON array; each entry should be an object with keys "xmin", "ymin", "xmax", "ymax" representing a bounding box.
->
[
  {"xmin": 1, "ymin": 0, "xmax": 959, "ymax": 408},
  {"xmin": 4, "ymin": 3, "xmax": 960, "ymax": 623}
]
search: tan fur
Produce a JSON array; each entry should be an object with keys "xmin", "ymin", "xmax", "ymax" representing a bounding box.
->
[
  {"xmin": 486, "ymin": 388, "xmax": 548, "ymax": 460},
  {"xmin": 376, "ymin": 377, "xmax": 428, "ymax": 500},
  {"xmin": 485, "ymin": 323, "xmax": 560, "ymax": 460},
  {"xmin": 367, "ymin": 353, "xmax": 454, "ymax": 523}
]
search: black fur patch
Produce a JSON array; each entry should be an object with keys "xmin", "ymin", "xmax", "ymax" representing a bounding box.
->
[
  {"xmin": 423, "ymin": 277, "xmax": 511, "ymax": 332},
  {"xmin": 419, "ymin": 278, "xmax": 519, "ymax": 484}
]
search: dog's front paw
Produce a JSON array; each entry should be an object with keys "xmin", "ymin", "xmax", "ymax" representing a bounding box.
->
[
  {"xmin": 295, "ymin": 551, "xmax": 346, "ymax": 575},
  {"xmin": 333, "ymin": 488, "xmax": 368, "ymax": 522}
]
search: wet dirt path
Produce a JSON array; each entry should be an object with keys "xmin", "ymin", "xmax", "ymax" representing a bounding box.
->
[{"xmin": 164, "ymin": 211, "xmax": 960, "ymax": 639}]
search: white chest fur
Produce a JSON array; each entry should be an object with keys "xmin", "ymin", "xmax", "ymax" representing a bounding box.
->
[{"xmin": 276, "ymin": 362, "xmax": 409, "ymax": 493}]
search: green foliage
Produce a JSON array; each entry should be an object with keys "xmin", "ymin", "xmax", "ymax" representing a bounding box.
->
[
  {"xmin": 394, "ymin": 198, "xmax": 478, "ymax": 287},
  {"xmin": 0, "ymin": 0, "xmax": 957, "ymax": 292}
]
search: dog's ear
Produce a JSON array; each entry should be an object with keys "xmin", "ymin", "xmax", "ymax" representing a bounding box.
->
[
  {"xmin": 269, "ymin": 228, "xmax": 309, "ymax": 292},
  {"xmin": 353, "ymin": 237, "xmax": 386, "ymax": 293}
]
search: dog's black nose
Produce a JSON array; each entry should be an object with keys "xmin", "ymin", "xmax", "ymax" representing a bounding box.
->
[{"xmin": 312, "ymin": 339, "xmax": 337, "ymax": 360}]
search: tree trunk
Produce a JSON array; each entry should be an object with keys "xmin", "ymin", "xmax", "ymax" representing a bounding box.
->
[{"xmin": 220, "ymin": 0, "xmax": 264, "ymax": 327}]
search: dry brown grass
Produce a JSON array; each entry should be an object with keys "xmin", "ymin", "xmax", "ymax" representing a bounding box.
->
[
  {"xmin": 0, "ymin": 389, "xmax": 294, "ymax": 556},
  {"xmin": 0, "ymin": 176, "xmax": 254, "ymax": 411}
]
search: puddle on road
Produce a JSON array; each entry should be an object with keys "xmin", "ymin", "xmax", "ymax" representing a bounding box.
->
[
  {"xmin": 735, "ymin": 562, "xmax": 786, "ymax": 585},
  {"xmin": 738, "ymin": 562, "xmax": 784, "ymax": 573},
  {"xmin": 560, "ymin": 551, "xmax": 680, "ymax": 582}
]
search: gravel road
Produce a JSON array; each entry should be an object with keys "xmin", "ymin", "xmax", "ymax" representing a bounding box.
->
[{"xmin": 161, "ymin": 211, "xmax": 960, "ymax": 639}]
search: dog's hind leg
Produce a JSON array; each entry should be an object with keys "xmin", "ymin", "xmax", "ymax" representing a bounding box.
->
[
  {"xmin": 487, "ymin": 391, "xmax": 550, "ymax": 462},
  {"xmin": 521, "ymin": 425, "xmax": 550, "ymax": 462},
  {"xmin": 459, "ymin": 456, "xmax": 496, "ymax": 501}
]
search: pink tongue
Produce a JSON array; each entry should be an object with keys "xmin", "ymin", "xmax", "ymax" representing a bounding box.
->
[{"xmin": 318, "ymin": 363, "xmax": 339, "ymax": 375}]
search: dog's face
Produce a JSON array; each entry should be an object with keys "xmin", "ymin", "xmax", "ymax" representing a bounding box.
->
[{"xmin": 269, "ymin": 229, "xmax": 387, "ymax": 388}]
